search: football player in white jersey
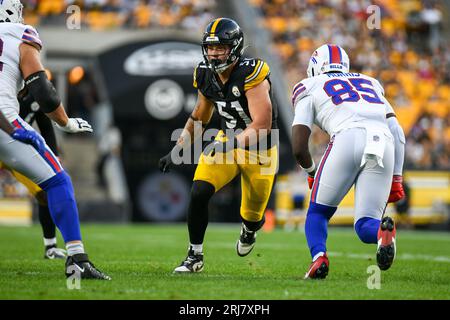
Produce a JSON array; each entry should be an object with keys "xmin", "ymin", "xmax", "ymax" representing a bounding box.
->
[
  {"xmin": 291, "ymin": 44, "xmax": 406, "ymax": 279},
  {"xmin": 0, "ymin": 0, "xmax": 110, "ymax": 279}
]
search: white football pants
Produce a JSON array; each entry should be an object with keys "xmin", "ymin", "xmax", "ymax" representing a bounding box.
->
[{"xmin": 310, "ymin": 127, "xmax": 394, "ymax": 223}]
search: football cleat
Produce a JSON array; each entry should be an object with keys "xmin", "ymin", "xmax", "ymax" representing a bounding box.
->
[
  {"xmin": 44, "ymin": 245, "xmax": 66, "ymax": 259},
  {"xmin": 304, "ymin": 253, "xmax": 329, "ymax": 279},
  {"xmin": 173, "ymin": 247, "xmax": 204, "ymax": 273},
  {"xmin": 236, "ymin": 223, "xmax": 256, "ymax": 257},
  {"xmin": 377, "ymin": 216, "xmax": 396, "ymax": 271},
  {"xmin": 65, "ymin": 253, "xmax": 111, "ymax": 280}
]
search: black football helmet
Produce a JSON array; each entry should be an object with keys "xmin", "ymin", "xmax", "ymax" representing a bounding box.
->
[{"xmin": 202, "ymin": 17, "xmax": 244, "ymax": 74}]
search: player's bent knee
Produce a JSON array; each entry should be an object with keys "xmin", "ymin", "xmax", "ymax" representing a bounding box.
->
[
  {"xmin": 39, "ymin": 171, "xmax": 74, "ymax": 199},
  {"xmin": 307, "ymin": 202, "xmax": 337, "ymax": 220},
  {"xmin": 191, "ymin": 180, "xmax": 215, "ymax": 202},
  {"xmin": 354, "ymin": 217, "xmax": 379, "ymax": 244}
]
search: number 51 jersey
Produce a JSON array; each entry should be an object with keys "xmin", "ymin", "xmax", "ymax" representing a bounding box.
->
[
  {"xmin": 0, "ymin": 23, "xmax": 42, "ymax": 121},
  {"xmin": 292, "ymin": 72, "xmax": 394, "ymax": 137},
  {"xmin": 194, "ymin": 57, "xmax": 278, "ymax": 147}
]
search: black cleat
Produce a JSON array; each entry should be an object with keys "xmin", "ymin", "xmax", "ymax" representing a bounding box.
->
[
  {"xmin": 236, "ymin": 223, "xmax": 256, "ymax": 257},
  {"xmin": 65, "ymin": 253, "xmax": 111, "ymax": 280},
  {"xmin": 173, "ymin": 247, "xmax": 204, "ymax": 273},
  {"xmin": 377, "ymin": 216, "xmax": 397, "ymax": 271}
]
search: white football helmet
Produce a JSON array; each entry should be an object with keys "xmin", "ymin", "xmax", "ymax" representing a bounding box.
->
[
  {"xmin": 307, "ymin": 44, "xmax": 350, "ymax": 78},
  {"xmin": 0, "ymin": 0, "xmax": 24, "ymax": 24}
]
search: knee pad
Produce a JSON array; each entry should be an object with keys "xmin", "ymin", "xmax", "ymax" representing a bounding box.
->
[
  {"xmin": 191, "ymin": 180, "xmax": 215, "ymax": 202},
  {"xmin": 307, "ymin": 202, "xmax": 337, "ymax": 220}
]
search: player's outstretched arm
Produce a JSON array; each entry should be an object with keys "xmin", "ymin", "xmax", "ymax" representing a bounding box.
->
[
  {"xmin": 159, "ymin": 90, "xmax": 214, "ymax": 173},
  {"xmin": 292, "ymin": 94, "xmax": 316, "ymax": 189},
  {"xmin": 19, "ymin": 43, "xmax": 92, "ymax": 134}
]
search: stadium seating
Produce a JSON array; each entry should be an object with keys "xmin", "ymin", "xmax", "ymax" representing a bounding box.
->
[{"xmin": 249, "ymin": 0, "xmax": 449, "ymax": 171}]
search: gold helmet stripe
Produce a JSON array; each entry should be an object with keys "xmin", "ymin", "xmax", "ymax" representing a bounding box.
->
[{"xmin": 210, "ymin": 18, "xmax": 223, "ymax": 37}]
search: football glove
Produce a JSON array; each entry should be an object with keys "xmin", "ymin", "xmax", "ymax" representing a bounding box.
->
[
  {"xmin": 388, "ymin": 175, "xmax": 405, "ymax": 203},
  {"xmin": 11, "ymin": 128, "xmax": 46, "ymax": 154},
  {"xmin": 159, "ymin": 151, "xmax": 173, "ymax": 173},
  {"xmin": 57, "ymin": 118, "xmax": 93, "ymax": 133}
]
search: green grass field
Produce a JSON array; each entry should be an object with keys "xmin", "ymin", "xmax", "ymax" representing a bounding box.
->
[{"xmin": 0, "ymin": 223, "xmax": 449, "ymax": 300}]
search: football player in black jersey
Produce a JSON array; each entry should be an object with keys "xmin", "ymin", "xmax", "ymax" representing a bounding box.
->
[
  {"xmin": 0, "ymin": 88, "xmax": 66, "ymax": 259},
  {"xmin": 159, "ymin": 18, "xmax": 279, "ymax": 273}
]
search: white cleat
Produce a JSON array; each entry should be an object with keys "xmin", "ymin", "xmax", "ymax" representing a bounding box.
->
[
  {"xmin": 44, "ymin": 246, "xmax": 66, "ymax": 259},
  {"xmin": 236, "ymin": 223, "xmax": 256, "ymax": 257},
  {"xmin": 173, "ymin": 248, "xmax": 204, "ymax": 273}
]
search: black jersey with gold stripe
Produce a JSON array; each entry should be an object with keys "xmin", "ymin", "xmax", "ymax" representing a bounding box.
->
[{"xmin": 193, "ymin": 57, "xmax": 278, "ymax": 135}]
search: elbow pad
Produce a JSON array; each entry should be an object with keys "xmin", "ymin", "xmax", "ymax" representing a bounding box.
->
[{"xmin": 24, "ymin": 71, "xmax": 61, "ymax": 113}]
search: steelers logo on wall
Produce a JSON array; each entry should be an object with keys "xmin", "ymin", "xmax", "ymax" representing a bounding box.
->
[
  {"xmin": 137, "ymin": 172, "xmax": 189, "ymax": 221},
  {"xmin": 144, "ymin": 79, "xmax": 184, "ymax": 120}
]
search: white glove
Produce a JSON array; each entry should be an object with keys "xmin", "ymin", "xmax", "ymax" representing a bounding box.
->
[{"xmin": 58, "ymin": 118, "xmax": 93, "ymax": 133}]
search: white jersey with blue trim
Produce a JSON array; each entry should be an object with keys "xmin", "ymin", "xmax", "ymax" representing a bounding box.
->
[
  {"xmin": 0, "ymin": 22, "xmax": 42, "ymax": 121},
  {"xmin": 292, "ymin": 72, "xmax": 394, "ymax": 137}
]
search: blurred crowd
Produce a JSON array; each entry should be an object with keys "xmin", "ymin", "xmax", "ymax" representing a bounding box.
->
[
  {"xmin": 250, "ymin": 0, "xmax": 449, "ymax": 170},
  {"xmin": 21, "ymin": 0, "xmax": 216, "ymax": 31}
]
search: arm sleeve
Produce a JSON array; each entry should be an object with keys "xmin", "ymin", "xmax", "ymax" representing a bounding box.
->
[
  {"xmin": 387, "ymin": 116, "xmax": 405, "ymax": 175},
  {"xmin": 292, "ymin": 95, "xmax": 314, "ymax": 130},
  {"xmin": 35, "ymin": 110, "xmax": 58, "ymax": 156}
]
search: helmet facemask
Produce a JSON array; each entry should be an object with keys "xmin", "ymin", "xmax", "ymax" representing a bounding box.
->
[
  {"xmin": 0, "ymin": 0, "xmax": 24, "ymax": 24},
  {"xmin": 202, "ymin": 36, "xmax": 243, "ymax": 74}
]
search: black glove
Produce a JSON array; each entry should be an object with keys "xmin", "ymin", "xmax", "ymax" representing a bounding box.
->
[
  {"xmin": 159, "ymin": 151, "xmax": 173, "ymax": 173},
  {"xmin": 159, "ymin": 144, "xmax": 184, "ymax": 173}
]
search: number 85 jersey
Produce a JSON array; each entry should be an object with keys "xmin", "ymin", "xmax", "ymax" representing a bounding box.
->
[
  {"xmin": 292, "ymin": 72, "xmax": 394, "ymax": 136},
  {"xmin": 194, "ymin": 57, "xmax": 278, "ymax": 135}
]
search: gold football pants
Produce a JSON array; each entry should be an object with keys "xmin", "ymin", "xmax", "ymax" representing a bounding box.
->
[
  {"xmin": 193, "ymin": 134, "xmax": 278, "ymax": 223},
  {"xmin": 0, "ymin": 161, "xmax": 47, "ymax": 205}
]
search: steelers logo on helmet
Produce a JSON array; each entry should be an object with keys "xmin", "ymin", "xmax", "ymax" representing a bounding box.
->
[{"xmin": 201, "ymin": 18, "xmax": 244, "ymax": 74}]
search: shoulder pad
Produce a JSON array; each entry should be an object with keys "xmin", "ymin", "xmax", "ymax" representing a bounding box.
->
[
  {"xmin": 193, "ymin": 61, "xmax": 208, "ymax": 89},
  {"xmin": 242, "ymin": 58, "xmax": 270, "ymax": 91},
  {"xmin": 372, "ymin": 78, "xmax": 385, "ymax": 96},
  {"xmin": 291, "ymin": 78, "xmax": 312, "ymax": 106}
]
